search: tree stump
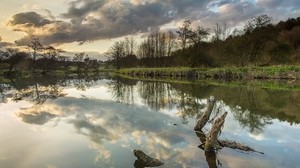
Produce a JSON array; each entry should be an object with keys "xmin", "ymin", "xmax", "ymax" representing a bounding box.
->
[
  {"xmin": 194, "ymin": 97, "xmax": 216, "ymax": 131},
  {"xmin": 205, "ymin": 112, "xmax": 228, "ymax": 152}
]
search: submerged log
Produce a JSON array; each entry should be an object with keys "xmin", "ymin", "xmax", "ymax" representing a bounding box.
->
[
  {"xmin": 194, "ymin": 97, "xmax": 216, "ymax": 131},
  {"xmin": 205, "ymin": 112, "xmax": 228, "ymax": 152},
  {"xmin": 219, "ymin": 140, "xmax": 264, "ymax": 154},
  {"xmin": 133, "ymin": 149, "xmax": 164, "ymax": 167}
]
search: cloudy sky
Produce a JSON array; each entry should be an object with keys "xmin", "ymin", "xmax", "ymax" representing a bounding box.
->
[{"xmin": 0, "ymin": 0, "xmax": 300, "ymax": 59}]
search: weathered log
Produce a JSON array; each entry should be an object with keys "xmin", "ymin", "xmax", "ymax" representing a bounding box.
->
[
  {"xmin": 194, "ymin": 97, "xmax": 216, "ymax": 131},
  {"xmin": 133, "ymin": 149, "xmax": 164, "ymax": 167},
  {"xmin": 219, "ymin": 140, "xmax": 264, "ymax": 154},
  {"xmin": 205, "ymin": 112, "xmax": 228, "ymax": 151}
]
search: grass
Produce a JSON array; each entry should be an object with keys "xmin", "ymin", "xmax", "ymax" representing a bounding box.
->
[{"xmin": 117, "ymin": 65, "xmax": 300, "ymax": 80}]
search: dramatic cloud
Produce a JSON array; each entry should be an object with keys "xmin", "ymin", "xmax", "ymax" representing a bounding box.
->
[
  {"xmin": 8, "ymin": 12, "xmax": 52, "ymax": 31},
  {"xmin": 7, "ymin": 0, "xmax": 300, "ymax": 46}
]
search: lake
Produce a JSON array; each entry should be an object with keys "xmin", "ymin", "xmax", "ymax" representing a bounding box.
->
[{"xmin": 0, "ymin": 75, "xmax": 299, "ymax": 168}]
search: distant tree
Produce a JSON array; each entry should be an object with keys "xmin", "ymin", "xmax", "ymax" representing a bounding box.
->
[
  {"xmin": 108, "ymin": 41, "xmax": 125, "ymax": 70},
  {"xmin": 212, "ymin": 23, "xmax": 231, "ymax": 42},
  {"xmin": 225, "ymin": 29, "xmax": 250, "ymax": 66},
  {"xmin": 190, "ymin": 26, "xmax": 210, "ymax": 47},
  {"xmin": 57, "ymin": 56, "xmax": 71, "ymax": 73},
  {"xmin": 176, "ymin": 20, "xmax": 193, "ymax": 50},
  {"xmin": 82, "ymin": 55, "xmax": 100, "ymax": 72},
  {"xmin": 0, "ymin": 50, "xmax": 9, "ymax": 64},
  {"xmin": 39, "ymin": 46, "xmax": 60, "ymax": 74},
  {"xmin": 73, "ymin": 52, "xmax": 86, "ymax": 72},
  {"xmin": 124, "ymin": 36, "xmax": 136, "ymax": 56},
  {"xmin": 166, "ymin": 31, "xmax": 177, "ymax": 65},
  {"xmin": 28, "ymin": 37, "xmax": 43, "ymax": 71},
  {"xmin": 4, "ymin": 48, "xmax": 29, "ymax": 76},
  {"xmin": 244, "ymin": 15, "xmax": 275, "ymax": 64}
]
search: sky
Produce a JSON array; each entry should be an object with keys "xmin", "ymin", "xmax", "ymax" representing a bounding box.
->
[{"xmin": 0, "ymin": 0, "xmax": 300, "ymax": 60}]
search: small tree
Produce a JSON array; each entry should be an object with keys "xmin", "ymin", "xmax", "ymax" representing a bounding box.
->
[
  {"xmin": 28, "ymin": 37, "xmax": 43, "ymax": 71},
  {"xmin": 244, "ymin": 15, "xmax": 274, "ymax": 64},
  {"xmin": 108, "ymin": 41, "xmax": 125, "ymax": 70},
  {"xmin": 39, "ymin": 46, "xmax": 60, "ymax": 74},
  {"xmin": 176, "ymin": 20, "xmax": 193, "ymax": 50},
  {"xmin": 190, "ymin": 26, "xmax": 210, "ymax": 47},
  {"xmin": 73, "ymin": 52, "xmax": 85, "ymax": 72}
]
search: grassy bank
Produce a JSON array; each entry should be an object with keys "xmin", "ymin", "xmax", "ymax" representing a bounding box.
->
[
  {"xmin": 115, "ymin": 72, "xmax": 300, "ymax": 91},
  {"xmin": 118, "ymin": 65, "xmax": 300, "ymax": 80}
]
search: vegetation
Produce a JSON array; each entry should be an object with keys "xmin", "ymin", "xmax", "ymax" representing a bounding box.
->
[
  {"xmin": 106, "ymin": 15, "xmax": 300, "ymax": 69},
  {"xmin": 0, "ymin": 37, "xmax": 105, "ymax": 78},
  {"xmin": 117, "ymin": 65, "xmax": 300, "ymax": 80}
]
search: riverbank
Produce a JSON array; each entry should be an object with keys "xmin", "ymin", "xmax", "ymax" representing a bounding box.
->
[{"xmin": 117, "ymin": 66, "xmax": 300, "ymax": 80}]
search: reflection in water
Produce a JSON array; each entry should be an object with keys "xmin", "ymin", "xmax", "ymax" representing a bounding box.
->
[
  {"xmin": 1, "ymin": 75, "xmax": 300, "ymax": 168},
  {"xmin": 232, "ymin": 107, "xmax": 273, "ymax": 134},
  {"xmin": 194, "ymin": 99, "xmax": 264, "ymax": 168},
  {"xmin": 196, "ymin": 131, "xmax": 221, "ymax": 168}
]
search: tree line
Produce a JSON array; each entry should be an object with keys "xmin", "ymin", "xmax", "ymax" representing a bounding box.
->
[
  {"xmin": 107, "ymin": 15, "xmax": 300, "ymax": 69},
  {"xmin": 0, "ymin": 37, "xmax": 103, "ymax": 77}
]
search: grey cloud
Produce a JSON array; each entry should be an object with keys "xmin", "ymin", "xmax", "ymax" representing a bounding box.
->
[
  {"xmin": 10, "ymin": 0, "xmax": 211, "ymax": 45},
  {"xmin": 8, "ymin": 12, "xmax": 52, "ymax": 27},
  {"xmin": 8, "ymin": 0, "xmax": 300, "ymax": 45},
  {"xmin": 255, "ymin": 0, "xmax": 300, "ymax": 21},
  {"xmin": 63, "ymin": 0, "xmax": 107, "ymax": 19},
  {"xmin": 256, "ymin": 0, "xmax": 283, "ymax": 8}
]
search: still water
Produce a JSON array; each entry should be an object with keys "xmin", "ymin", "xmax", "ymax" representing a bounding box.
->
[{"xmin": 0, "ymin": 76, "xmax": 299, "ymax": 168}]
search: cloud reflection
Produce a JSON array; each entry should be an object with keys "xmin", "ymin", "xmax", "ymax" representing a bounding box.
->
[{"xmin": 14, "ymin": 92, "xmax": 300, "ymax": 167}]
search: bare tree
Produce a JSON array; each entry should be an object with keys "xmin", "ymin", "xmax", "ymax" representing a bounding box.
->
[
  {"xmin": 212, "ymin": 23, "xmax": 231, "ymax": 42},
  {"xmin": 124, "ymin": 36, "xmax": 136, "ymax": 56},
  {"xmin": 190, "ymin": 26, "xmax": 210, "ymax": 47},
  {"xmin": 73, "ymin": 52, "xmax": 86, "ymax": 72},
  {"xmin": 28, "ymin": 37, "xmax": 43, "ymax": 71},
  {"xmin": 176, "ymin": 20, "xmax": 193, "ymax": 50},
  {"xmin": 108, "ymin": 41, "xmax": 125, "ymax": 70}
]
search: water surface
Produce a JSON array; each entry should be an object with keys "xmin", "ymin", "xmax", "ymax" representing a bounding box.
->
[{"xmin": 0, "ymin": 76, "xmax": 299, "ymax": 168}]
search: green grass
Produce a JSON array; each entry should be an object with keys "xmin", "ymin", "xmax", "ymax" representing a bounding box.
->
[{"xmin": 117, "ymin": 65, "xmax": 300, "ymax": 80}]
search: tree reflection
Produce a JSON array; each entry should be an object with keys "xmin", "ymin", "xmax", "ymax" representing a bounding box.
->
[
  {"xmin": 72, "ymin": 75, "xmax": 100, "ymax": 91},
  {"xmin": 138, "ymin": 81, "xmax": 175, "ymax": 110},
  {"xmin": 176, "ymin": 92, "xmax": 204, "ymax": 124},
  {"xmin": 0, "ymin": 76, "xmax": 68, "ymax": 106},
  {"xmin": 12, "ymin": 82, "xmax": 66, "ymax": 104},
  {"xmin": 231, "ymin": 106, "xmax": 273, "ymax": 134},
  {"xmin": 107, "ymin": 76, "xmax": 136, "ymax": 104},
  {"xmin": 196, "ymin": 131, "xmax": 220, "ymax": 168}
]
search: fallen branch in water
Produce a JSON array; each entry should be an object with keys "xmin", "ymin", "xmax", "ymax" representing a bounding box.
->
[
  {"xmin": 133, "ymin": 149, "xmax": 164, "ymax": 167},
  {"xmin": 194, "ymin": 97, "xmax": 216, "ymax": 131},
  {"xmin": 205, "ymin": 112, "xmax": 228, "ymax": 151},
  {"xmin": 219, "ymin": 140, "xmax": 264, "ymax": 154}
]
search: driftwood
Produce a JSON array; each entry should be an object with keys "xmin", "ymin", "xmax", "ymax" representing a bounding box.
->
[
  {"xmin": 219, "ymin": 140, "xmax": 264, "ymax": 154},
  {"xmin": 133, "ymin": 149, "xmax": 164, "ymax": 167},
  {"xmin": 205, "ymin": 112, "xmax": 228, "ymax": 151},
  {"xmin": 194, "ymin": 97, "xmax": 216, "ymax": 131}
]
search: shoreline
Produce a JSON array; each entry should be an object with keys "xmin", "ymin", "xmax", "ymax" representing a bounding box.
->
[{"xmin": 117, "ymin": 66, "xmax": 300, "ymax": 80}]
